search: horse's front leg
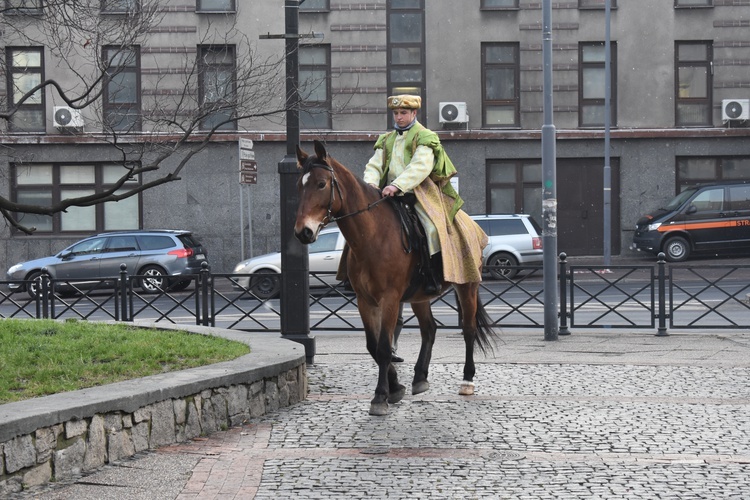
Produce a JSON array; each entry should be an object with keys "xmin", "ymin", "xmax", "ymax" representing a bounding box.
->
[
  {"xmin": 363, "ymin": 301, "xmax": 404, "ymax": 416},
  {"xmin": 371, "ymin": 327, "xmax": 407, "ymax": 415},
  {"xmin": 410, "ymin": 301, "xmax": 436, "ymax": 395}
]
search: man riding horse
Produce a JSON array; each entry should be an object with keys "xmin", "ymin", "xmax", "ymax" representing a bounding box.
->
[
  {"xmin": 362, "ymin": 94, "xmax": 488, "ymax": 293},
  {"xmin": 295, "ymin": 136, "xmax": 499, "ymax": 415}
]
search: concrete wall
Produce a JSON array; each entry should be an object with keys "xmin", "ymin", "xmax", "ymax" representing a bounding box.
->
[{"xmin": 0, "ymin": 324, "xmax": 307, "ymax": 495}]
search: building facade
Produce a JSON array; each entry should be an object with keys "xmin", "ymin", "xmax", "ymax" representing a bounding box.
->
[{"xmin": 1, "ymin": 0, "xmax": 749, "ymax": 274}]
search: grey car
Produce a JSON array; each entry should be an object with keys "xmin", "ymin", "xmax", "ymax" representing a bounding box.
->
[
  {"xmin": 471, "ymin": 214, "xmax": 544, "ymax": 279},
  {"xmin": 232, "ymin": 226, "xmax": 345, "ymax": 299},
  {"xmin": 6, "ymin": 230, "xmax": 208, "ymax": 298}
]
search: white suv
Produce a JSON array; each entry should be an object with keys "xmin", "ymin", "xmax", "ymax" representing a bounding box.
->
[{"xmin": 471, "ymin": 214, "xmax": 543, "ymax": 279}]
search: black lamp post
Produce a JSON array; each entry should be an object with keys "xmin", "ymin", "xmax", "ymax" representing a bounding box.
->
[{"xmin": 276, "ymin": 0, "xmax": 315, "ymax": 363}]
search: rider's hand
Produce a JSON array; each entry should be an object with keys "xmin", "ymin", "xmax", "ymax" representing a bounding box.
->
[{"xmin": 382, "ymin": 185, "xmax": 400, "ymax": 197}]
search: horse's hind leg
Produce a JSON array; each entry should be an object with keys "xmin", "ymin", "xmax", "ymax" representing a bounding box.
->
[
  {"xmin": 457, "ymin": 284, "xmax": 478, "ymax": 396},
  {"xmin": 410, "ymin": 301, "xmax": 436, "ymax": 395}
]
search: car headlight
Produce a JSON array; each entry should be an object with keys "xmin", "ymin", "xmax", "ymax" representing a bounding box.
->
[
  {"xmin": 7, "ymin": 264, "xmax": 22, "ymax": 275},
  {"xmin": 647, "ymin": 222, "xmax": 662, "ymax": 231},
  {"xmin": 233, "ymin": 263, "xmax": 250, "ymax": 273}
]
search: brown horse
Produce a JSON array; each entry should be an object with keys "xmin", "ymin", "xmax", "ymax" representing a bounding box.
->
[{"xmin": 294, "ymin": 140, "xmax": 498, "ymax": 416}]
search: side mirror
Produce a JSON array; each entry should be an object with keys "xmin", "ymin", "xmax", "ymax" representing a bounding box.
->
[
  {"xmin": 60, "ymin": 251, "xmax": 74, "ymax": 261},
  {"xmin": 686, "ymin": 204, "xmax": 697, "ymax": 215}
]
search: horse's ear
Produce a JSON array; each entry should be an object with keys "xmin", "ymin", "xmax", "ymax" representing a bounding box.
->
[
  {"xmin": 295, "ymin": 145, "xmax": 308, "ymax": 170},
  {"xmin": 313, "ymin": 140, "xmax": 327, "ymax": 161}
]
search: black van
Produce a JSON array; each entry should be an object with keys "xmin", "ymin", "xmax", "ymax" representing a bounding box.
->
[{"xmin": 631, "ymin": 181, "xmax": 750, "ymax": 262}]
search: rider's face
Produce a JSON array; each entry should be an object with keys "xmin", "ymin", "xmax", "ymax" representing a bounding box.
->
[{"xmin": 393, "ymin": 108, "xmax": 417, "ymax": 129}]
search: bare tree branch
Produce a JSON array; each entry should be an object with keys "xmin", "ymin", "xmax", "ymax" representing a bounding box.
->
[{"xmin": 0, "ymin": 2, "xmax": 334, "ymax": 234}]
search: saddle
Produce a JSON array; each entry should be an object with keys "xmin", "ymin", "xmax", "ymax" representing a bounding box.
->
[{"xmin": 388, "ymin": 194, "xmax": 442, "ymax": 299}]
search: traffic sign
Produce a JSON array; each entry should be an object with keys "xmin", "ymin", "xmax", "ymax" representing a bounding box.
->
[
  {"xmin": 240, "ymin": 172, "xmax": 257, "ymax": 184},
  {"xmin": 239, "ymin": 138, "xmax": 255, "ymax": 183},
  {"xmin": 240, "ymin": 160, "xmax": 257, "ymax": 184},
  {"xmin": 240, "ymin": 149, "xmax": 255, "ymax": 160}
]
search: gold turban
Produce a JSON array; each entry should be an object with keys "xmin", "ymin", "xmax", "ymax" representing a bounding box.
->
[{"xmin": 387, "ymin": 94, "xmax": 421, "ymax": 110}]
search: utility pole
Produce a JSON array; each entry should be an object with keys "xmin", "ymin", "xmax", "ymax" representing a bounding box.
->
[
  {"xmin": 265, "ymin": 0, "xmax": 315, "ymax": 363},
  {"xmin": 603, "ymin": 0, "xmax": 612, "ymax": 266},
  {"xmin": 542, "ymin": 0, "xmax": 559, "ymax": 341}
]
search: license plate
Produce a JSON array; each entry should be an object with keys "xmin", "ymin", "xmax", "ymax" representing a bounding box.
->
[{"xmin": 196, "ymin": 254, "xmax": 206, "ymax": 260}]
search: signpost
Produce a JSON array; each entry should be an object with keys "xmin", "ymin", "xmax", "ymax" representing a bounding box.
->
[
  {"xmin": 240, "ymin": 160, "xmax": 257, "ymax": 185},
  {"xmin": 239, "ymin": 139, "xmax": 256, "ymax": 260}
]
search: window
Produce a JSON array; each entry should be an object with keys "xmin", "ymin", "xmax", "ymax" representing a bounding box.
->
[
  {"xmin": 103, "ymin": 46, "xmax": 141, "ymax": 132},
  {"xmin": 579, "ymin": 0, "xmax": 617, "ymax": 8},
  {"xmin": 691, "ymin": 188, "xmax": 724, "ymax": 212},
  {"xmin": 196, "ymin": 0, "xmax": 235, "ymax": 12},
  {"xmin": 107, "ymin": 235, "xmax": 138, "ymax": 252},
  {"xmin": 309, "ymin": 231, "xmax": 338, "ymax": 253},
  {"xmin": 300, "ymin": 0, "xmax": 329, "ymax": 11},
  {"xmin": 299, "ymin": 45, "xmax": 331, "ymax": 129},
  {"xmin": 4, "ymin": 0, "xmax": 42, "ymax": 14},
  {"xmin": 486, "ymin": 160, "xmax": 542, "ymax": 223},
  {"xmin": 70, "ymin": 237, "xmax": 108, "ymax": 256},
  {"xmin": 677, "ymin": 157, "xmax": 750, "ymax": 189},
  {"xmin": 482, "ymin": 43, "xmax": 520, "ymax": 128},
  {"xmin": 579, "ymin": 42, "xmax": 617, "ymax": 128},
  {"xmin": 139, "ymin": 235, "xmax": 175, "ymax": 250},
  {"xmin": 6, "ymin": 47, "xmax": 45, "ymax": 133},
  {"xmin": 481, "ymin": 0, "xmax": 519, "ymax": 9},
  {"xmin": 12, "ymin": 163, "xmax": 142, "ymax": 233},
  {"xmin": 198, "ymin": 45, "xmax": 237, "ymax": 131},
  {"xmin": 101, "ymin": 0, "xmax": 140, "ymax": 13},
  {"xmin": 675, "ymin": 0, "xmax": 712, "ymax": 7},
  {"xmin": 728, "ymin": 185, "xmax": 750, "ymax": 211},
  {"xmin": 475, "ymin": 218, "xmax": 526, "ymax": 236},
  {"xmin": 387, "ymin": 0, "xmax": 425, "ymax": 125},
  {"xmin": 675, "ymin": 41, "xmax": 712, "ymax": 127}
]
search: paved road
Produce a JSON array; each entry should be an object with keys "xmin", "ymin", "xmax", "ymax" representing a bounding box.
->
[{"xmin": 13, "ymin": 329, "xmax": 750, "ymax": 499}]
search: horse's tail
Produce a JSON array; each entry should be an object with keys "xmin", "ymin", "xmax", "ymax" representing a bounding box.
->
[{"xmin": 473, "ymin": 294, "xmax": 501, "ymax": 356}]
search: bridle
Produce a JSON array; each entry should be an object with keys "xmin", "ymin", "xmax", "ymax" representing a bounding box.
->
[{"xmin": 306, "ymin": 161, "xmax": 389, "ymax": 230}]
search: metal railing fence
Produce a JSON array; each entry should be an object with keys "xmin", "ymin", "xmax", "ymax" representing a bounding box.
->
[{"xmin": 2, "ymin": 254, "xmax": 750, "ymax": 335}]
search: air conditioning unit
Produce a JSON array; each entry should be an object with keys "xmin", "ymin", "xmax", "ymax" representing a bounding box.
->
[
  {"xmin": 439, "ymin": 102, "xmax": 468, "ymax": 124},
  {"xmin": 722, "ymin": 99, "xmax": 749, "ymax": 122},
  {"xmin": 53, "ymin": 106, "xmax": 84, "ymax": 129}
]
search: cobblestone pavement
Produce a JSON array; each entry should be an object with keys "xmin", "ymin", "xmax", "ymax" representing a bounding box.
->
[{"xmin": 15, "ymin": 330, "xmax": 750, "ymax": 499}]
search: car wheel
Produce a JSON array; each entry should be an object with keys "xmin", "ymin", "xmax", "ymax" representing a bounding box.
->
[
  {"xmin": 488, "ymin": 252, "xmax": 519, "ymax": 280},
  {"xmin": 138, "ymin": 265, "xmax": 168, "ymax": 293},
  {"xmin": 663, "ymin": 236, "xmax": 690, "ymax": 262},
  {"xmin": 249, "ymin": 270, "xmax": 281, "ymax": 299},
  {"xmin": 25, "ymin": 271, "xmax": 44, "ymax": 299}
]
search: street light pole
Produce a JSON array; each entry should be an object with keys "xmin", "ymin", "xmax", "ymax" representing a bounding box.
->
[
  {"xmin": 603, "ymin": 0, "xmax": 612, "ymax": 266},
  {"xmin": 542, "ymin": 0, "xmax": 559, "ymax": 341},
  {"xmin": 277, "ymin": 0, "xmax": 314, "ymax": 363}
]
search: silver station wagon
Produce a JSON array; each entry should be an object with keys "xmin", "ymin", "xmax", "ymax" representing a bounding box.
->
[{"xmin": 6, "ymin": 230, "xmax": 208, "ymax": 298}]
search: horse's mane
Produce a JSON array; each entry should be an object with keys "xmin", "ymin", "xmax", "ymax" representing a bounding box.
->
[{"xmin": 324, "ymin": 155, "xmax": 380, "ymax": 198}]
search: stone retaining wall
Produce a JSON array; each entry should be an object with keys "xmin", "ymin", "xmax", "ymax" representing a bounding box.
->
[{"xmin": 0, "ymin": 324, "xmax": 307, "ymax": 495}]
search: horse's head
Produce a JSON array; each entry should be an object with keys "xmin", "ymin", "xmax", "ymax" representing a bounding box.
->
[{"xmin": 294, "ymin": 140, "xmax": 341, "ymax": 244}]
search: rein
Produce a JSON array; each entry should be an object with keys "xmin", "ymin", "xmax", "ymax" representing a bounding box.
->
[{"xmin": 310, "ymin": 163, "xmax": 389, "ymax": 227}]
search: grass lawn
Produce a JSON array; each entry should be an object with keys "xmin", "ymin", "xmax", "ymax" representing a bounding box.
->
[{"xmin": 0, "ymin": 319, "xmax": 250, "ymax": 404}]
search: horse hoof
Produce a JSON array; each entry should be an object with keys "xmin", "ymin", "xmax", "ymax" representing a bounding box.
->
[
  {"xmin": 388, "ymin": 385, "xmax": 406, "ymax": 404},
  {"xmin": 369, "ymin": 402, "xmax": 389, "ymax": 416},
  {"xmin": 459, "ymin": 381, "xmax": 475, "ymax": 396},
  {"xmin": 412, "ymin": 380, "xmax": 430, "ymax": 395}
]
